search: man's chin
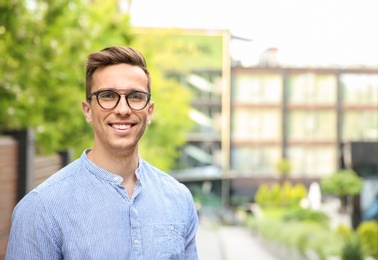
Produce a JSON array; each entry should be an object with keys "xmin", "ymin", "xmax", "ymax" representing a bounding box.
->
[{"xmin": 110, "ymin": 143, "xmax": 137, "ymax": 155}]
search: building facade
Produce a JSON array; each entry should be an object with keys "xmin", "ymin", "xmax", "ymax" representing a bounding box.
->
[{"xmin": 230, "ymin": 67, "xmax": 378, "ymax": 177}]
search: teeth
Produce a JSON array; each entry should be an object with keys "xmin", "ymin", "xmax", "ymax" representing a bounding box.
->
[{"xmin": 112, "ymin": 124, "xmax": 131, "ymax": 130}]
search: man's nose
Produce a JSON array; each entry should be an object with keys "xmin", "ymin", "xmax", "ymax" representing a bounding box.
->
[{"xmin": 114, "ymin": 95, "xmax": 132, "ymax": 114}]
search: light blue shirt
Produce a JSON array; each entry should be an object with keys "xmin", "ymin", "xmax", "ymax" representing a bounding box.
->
[{"xmin": 6, "ymin": 150, "xmax": 199, "ymax": 260}]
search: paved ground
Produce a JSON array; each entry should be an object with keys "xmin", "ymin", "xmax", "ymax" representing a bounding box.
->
[{"xmin": 196, "ymin": 218, "xmax": 278, "ymax": 260}]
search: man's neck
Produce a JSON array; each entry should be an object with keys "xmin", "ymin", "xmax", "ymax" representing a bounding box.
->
[{"xmin": 87, "ymin": 147, "xmax": 139, "ymax": 182}]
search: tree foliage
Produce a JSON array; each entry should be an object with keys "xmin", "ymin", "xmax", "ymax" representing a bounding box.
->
[
  {"xmin": 275, "ymin": 158, "xmax": 293, "ymax": 183},
  {"xmin": 321, "ymin": 169, "xmax": 363, "ymax": 213},
  {"xmin": 321, "ymin": 169, "xmax": 363, "ymax": 197},
  {"xmin": 1, "ymin": 0, "xmax": 132, "ymax": 155},
  {"xmin": 0, "ymin": 1, "xmax": 194, "ymax": 171}
]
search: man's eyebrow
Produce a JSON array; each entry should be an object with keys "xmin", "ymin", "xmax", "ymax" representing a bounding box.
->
[{"xmin": 97, "ymin": 88, "xmax": 142, "ymax": 92}]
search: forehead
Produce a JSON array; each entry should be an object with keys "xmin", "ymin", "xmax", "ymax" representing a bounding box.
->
[{"xmin": 92, "ymin": 64, "xmax": 148, "ymax": 92}]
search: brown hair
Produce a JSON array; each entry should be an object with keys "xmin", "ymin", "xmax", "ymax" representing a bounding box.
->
[{"xmin": 85, "ymin": 46, "xmax": 151, "ymax": 98}]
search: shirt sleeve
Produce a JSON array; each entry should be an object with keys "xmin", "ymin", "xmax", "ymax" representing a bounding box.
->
[
  {"xmin": 184, "ymin": 190, "xmax": 199, "ymax": 260},
  {"xmin": 6, "ymin": 192, "xmax": 62, "ymax": 260}
]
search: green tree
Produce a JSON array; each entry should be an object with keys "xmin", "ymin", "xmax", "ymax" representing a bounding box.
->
[
  {"xmin": 321, "ymin": 169, "xmax": 363, "ymax": 213},
  {"xmin": 0, "ymin": 0, "xmax": 131, "ymax": 156},
  {"xmin": 1, "ymin": 0, "xmax": 194, "ymax": 172},
  {"xmin": 275, "ymin": 158, "xmax": 292, "ymax": 184}
]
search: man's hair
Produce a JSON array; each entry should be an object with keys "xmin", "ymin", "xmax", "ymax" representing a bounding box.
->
[{"xmin": 85, "ymin": 46, "xmax": 151, "ymax": 98}]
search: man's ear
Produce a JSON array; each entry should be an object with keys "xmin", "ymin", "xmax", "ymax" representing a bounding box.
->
[
  {"xmin": 147, "ymin": 102, "xmax": 154, "ymax": 125},
  {"xmin": 81, "ymin": 100, "xmax": 92, "ymax": 123}
]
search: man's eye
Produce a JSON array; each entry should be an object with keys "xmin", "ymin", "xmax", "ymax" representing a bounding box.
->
[
  {"xmin": 99, "ymin": 91, "xmax": 118, "ymax": 99},
  {"xmin": 129, "ymin": 93, "xmax": 144, "ymax": 100}
]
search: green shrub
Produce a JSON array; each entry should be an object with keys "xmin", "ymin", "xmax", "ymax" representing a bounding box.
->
[
  {"xmin": 289, "ymin": 183, "xmax": 307, "ymax": 207},
  {"xmin": 279, "ymin": 181, "xmax": 292, "ymax": 206},
  {"xmin": 282, "ymin": 207, "xmax": 329, "ymax": 226},
  {"xmin": 254, "ymin": 184, "xmax": 272, "ymax": 207},
  {"xmin": 260, "ymin": 207, "xmax": 286, "ymax": 220},
  {"xmin": 254, "ymin": 217, "xmax": 343, "ymax": 259},
  {"xmin": 357, "ymin": 220, "xmax": 378, "ymax": 259},
  {"xmin": 304, "ymin": 227, "xmax": 344, "ymax": 260},
  {"xmin": 254, "ymin": 181, "xmax": 307, "ymax": 208},
  {"xmin": 336, "ymin": 224, "xmax": 353, "ymax": 241},
  {"xmin": 341, "ymin": 237, "xmax": 363, "ymax": 260},
  {"xmin": 270, "ymin": 183, "xmax": 281, "ymax": 206}
]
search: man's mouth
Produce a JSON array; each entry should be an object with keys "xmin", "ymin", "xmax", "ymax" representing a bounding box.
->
[{"xmin": 110, "ymin": 124, "xmax": 132, "ymax": 130}]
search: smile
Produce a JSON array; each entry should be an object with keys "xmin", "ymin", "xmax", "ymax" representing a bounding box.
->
[{"xmin": 110, "ymin": 124, "xmax": 132, "ymax": 130}]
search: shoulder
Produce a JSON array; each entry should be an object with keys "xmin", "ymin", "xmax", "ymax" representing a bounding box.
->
[
  {"xmin": 16, "ymin": 158, "xmax": 85, "ymax": 211},
  {"xmin": 12, "ymin": 158, "xmax": 87, "ymax": 219},
  {"xmin": 34, "ymin": 158, "xmax": 83, "ymax": 192}
]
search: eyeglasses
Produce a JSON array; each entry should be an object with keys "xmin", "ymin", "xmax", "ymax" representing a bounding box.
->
[{"xmin": 87, "ymin": 89, "xmax": 151, "ymax": 111}]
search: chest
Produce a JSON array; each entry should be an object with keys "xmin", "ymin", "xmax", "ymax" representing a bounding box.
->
[{"xmin": 51, "ymin": 189, "xmax": 188, "ymax": 260}]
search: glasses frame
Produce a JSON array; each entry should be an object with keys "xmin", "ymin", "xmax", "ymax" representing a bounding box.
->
[{"xmin": 87, "ymin": 89, "xmax": 151, "ymax": 111}]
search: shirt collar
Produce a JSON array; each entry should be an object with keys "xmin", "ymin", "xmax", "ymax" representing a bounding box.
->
[{"xmin": 81, "ymin": 149, "xmax": 144, "ymax": 184}]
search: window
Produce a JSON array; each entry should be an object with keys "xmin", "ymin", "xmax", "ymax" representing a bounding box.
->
[
  {"xmin": 341, "ymin": 74, "xmax": 378, "ymax": 105},
  {"xmin": 288, "ymin": 146, "xmax": 337, "ymax": 176},
  {"xmin": 287, "ymin": 110, "xmax": 336, "ymax": 141},
  {"xmin": 231, "ymin": 146, "xmax": 281, "ymax": 175},
  {"xmin": 288, "ymin": 73, "xmax": 336, "ymax": 104},
  {"xmin": 232, "ymin": 109, "xmax": 281, "ymax": 140},
  {"xmin": 343, "ymin": 111, "xmax": 378, "ymax": 141},
  {"xmin": 232, "ymin": 74, "xmax": 282, "ymax": 103}
]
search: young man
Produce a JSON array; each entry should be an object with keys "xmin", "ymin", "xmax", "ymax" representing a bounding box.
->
[{"xmin": 6, "ymin": 46, "xmax": 199, "ymax": 259}]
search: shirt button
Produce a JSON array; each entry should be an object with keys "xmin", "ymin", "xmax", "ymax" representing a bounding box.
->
[
  {"xmin": 169, "ymin": 226, "xmax": 174, "ymax": 231},
  {"xmin": 134, "ymin": 239, "xmax": 139, "ymax": 244},
  {"xmin": 113, "ymin": 176, "xmax": 119, "ymax": 182}
]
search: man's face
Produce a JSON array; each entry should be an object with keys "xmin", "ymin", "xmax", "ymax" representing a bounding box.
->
[{"xmin": 82, "ymin": 63, "xmax": 154, "ymax": 155}]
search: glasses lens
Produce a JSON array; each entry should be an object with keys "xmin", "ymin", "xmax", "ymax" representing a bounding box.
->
[
  {"xmin": 97, "ymin": 90, "xmax": 119, "ymax": 109},
  {"xmin": 127, "ymin": 91, "xmax": 149, "ymax": 110}
]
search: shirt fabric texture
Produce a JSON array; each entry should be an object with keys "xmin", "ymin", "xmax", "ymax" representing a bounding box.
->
[{"xmin": 6, "ymin": 150, "xmax": 199, "ymax": 260}]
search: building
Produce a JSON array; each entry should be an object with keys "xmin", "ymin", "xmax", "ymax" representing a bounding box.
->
[{"xmin": 230, "ymin": 66, "xmax": 378, "ymax": 177}]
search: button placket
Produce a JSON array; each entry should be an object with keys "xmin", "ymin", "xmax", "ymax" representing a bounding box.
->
[{"xmin": 130, "ymin": 205, "xmax": 142, "ymax": 257}]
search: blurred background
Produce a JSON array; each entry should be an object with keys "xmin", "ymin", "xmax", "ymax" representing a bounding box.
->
[{"xmin": 1, "ymin": 0, "xmax": 377, "ymax": 259}]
